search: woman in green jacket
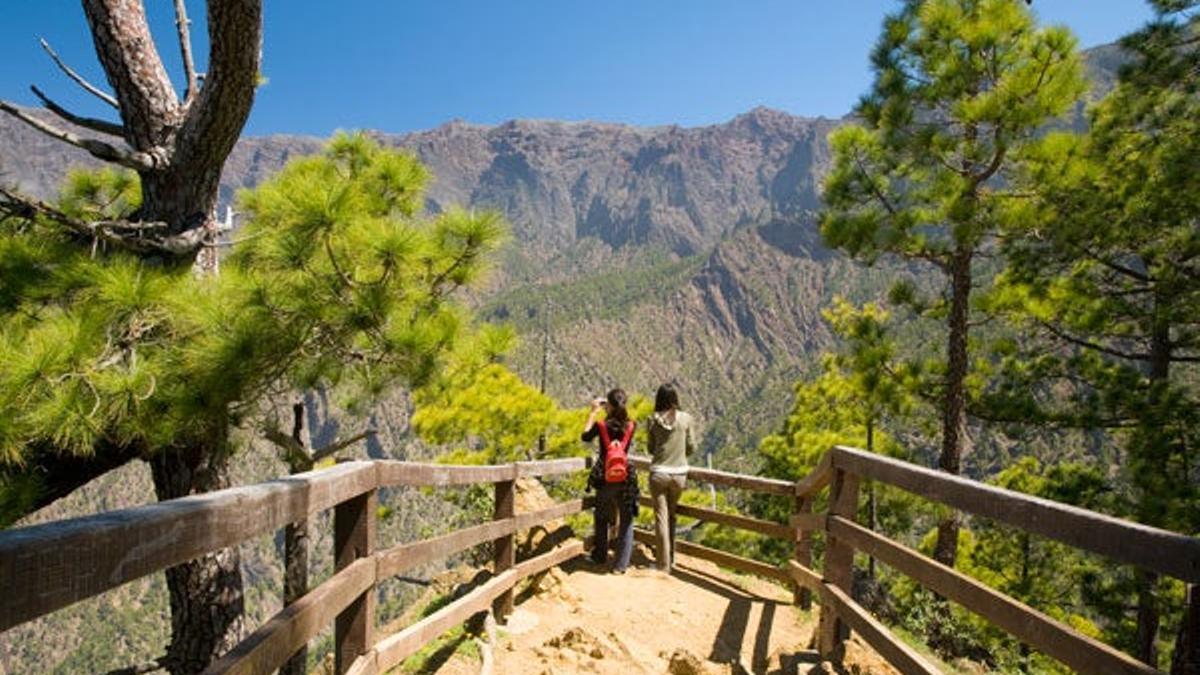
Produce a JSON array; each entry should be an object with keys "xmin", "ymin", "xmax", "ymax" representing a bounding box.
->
[{"xmin": 646, "ymin": 383, "xmax": 697, "ymax": 572}]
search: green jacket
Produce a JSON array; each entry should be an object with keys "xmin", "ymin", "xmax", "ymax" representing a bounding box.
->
[{"xmin": 646, "ymin": 410, "xmax": 697, "ymax": 471}]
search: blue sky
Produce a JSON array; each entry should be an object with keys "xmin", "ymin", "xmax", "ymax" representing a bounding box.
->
[{"xmin": 0, "ymin": 1, "xmax": 1156, "ymax": 137}]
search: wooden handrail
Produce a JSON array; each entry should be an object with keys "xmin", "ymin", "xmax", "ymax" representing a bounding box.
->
[
  {"xmin": 203, "ymin": 557, "xmax": 377, "ymax": 675},
  {"xmin": 828, "ymin": 516, "xmax": 1160, "ymax": 675},
  {"xmin": 376, "ymin": 457, "xmax": 585, "ymax": 488},
  {"xmin": 635, "ymin": 495, "xmax": 792, "ymax": 540},
  {"xmin": 5, "ymin": 446, "xmax": 1197, "ymax": 675},
  {"xmin": 0, "ymin": 460, "xmax": 378, "ymax": 632},
  {"xmin": 831, "ymin": 445, "xmax": 1200, "ymax": 583},
  {"xmin": 631, "ymin": 528, "xmax": 792, "ymax": 584},
  {"xmin": 628, "ymin": 455, "xmax": 795, "ymax": 495},
  {"xmin": 367, "ymin": 541, "xmax": 584, "ymax": 674}
]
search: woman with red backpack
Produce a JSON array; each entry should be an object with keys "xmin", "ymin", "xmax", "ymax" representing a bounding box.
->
[{"xmin": 583, "ymin": 388, "xmax": 639, "ymax": 574}]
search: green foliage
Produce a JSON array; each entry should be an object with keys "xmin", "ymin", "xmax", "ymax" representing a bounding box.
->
[
  {"xmin": 0, "ymin": 133, "xmax": 505, "ymax": 524},
  {"xmin": 414, "ymin": 362, "xmax": 584, "ymax": 465},
  {"xmin": 823, "ymin": 0, "xmax": 1084, "ymax": 266}
]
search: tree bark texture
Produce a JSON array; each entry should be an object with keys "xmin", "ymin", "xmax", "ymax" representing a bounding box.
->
[
  {"xmin": 1135, "ymin": 309, "xmax": 1172, "ymax": 666},
  {"xmin": 1172, "ymin": 584, "xmax": 1200, "ymax": 675},
  {"xmin": 150, "ymin": 443, "xmax": 246, "ymax": 675},
  {"xmin": 281, "ymin": 401, "xmax": 309, "ymax": 675},
  {"xmin": 933, "ymin": 245, "xmax": 972, "ymax": 569},
  {"xmin": 81, "ymin": 0, "xmax": 262, "ymax": 271}
]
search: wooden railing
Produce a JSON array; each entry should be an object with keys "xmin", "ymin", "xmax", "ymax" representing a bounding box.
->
[
  {"xmin": 0, "ymin": 457, "xmax": 589, "ymax": 675},
  {"xmin": 634, "ymin": 450, "xmax": 1200, "ymax": 675},
  {"xmin": 2, "ymin": 450, "xmax": 1198, "ymax": 674}
]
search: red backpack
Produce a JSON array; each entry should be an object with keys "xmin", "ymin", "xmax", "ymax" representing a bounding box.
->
[{"xmin": 597, "ymin": 421, "xmax": 635, "ymax": 483}]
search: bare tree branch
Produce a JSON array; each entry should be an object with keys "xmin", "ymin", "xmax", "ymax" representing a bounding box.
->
[
  {"xmin": 309, "ymin": 429, "xmax": 376, "ymax": 465},
  {"xmin": 263, "ymin": 425, "xmax": 309, "ymax": 467},
  {"xmin": 38, "ymin": 37, "xmax": 119, "ymax": 109},
  {"xmin": 263, "ymin": 422, "xmax": 375, "ymax": 469},
  {"xmin": 1036, "ymin": 318, "xmax": 1153, "ymax": 362},
  {"xmin": 29, "ymin": 85, "xmax": 125, "ymax": 137},
  {"xmin": 0, "ymin": 100, "xmax": 156, "ymax": 171},
  {"xmin": 173, "ymin": 0, "xmax": 199, "ymax": 103}
]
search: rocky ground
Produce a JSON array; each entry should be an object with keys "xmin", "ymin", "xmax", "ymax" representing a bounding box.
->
[{"xmin": 411, "ymin": 546, "xmax": 901, "ymax": 675}]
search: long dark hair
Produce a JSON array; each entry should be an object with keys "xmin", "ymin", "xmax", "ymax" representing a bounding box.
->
[
  {"xmin": 606, "ymin": 388, "xmax": 629, "ymax": 424},
  {"xmin": 654, "ymin": 383, "xmax": 679, "ymax": 413}
]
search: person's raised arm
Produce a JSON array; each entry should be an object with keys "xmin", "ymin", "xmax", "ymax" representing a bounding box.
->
[
  {"xmin": 685, "ymin": 415, "xmax": 697, "ymax": 456},
  {"xmin": 581, "ymin": 397, "xmax": 605, "ymax": 441}
]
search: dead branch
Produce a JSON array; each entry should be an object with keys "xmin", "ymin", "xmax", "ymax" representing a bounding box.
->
[
  {"xmin": 309, "ymin": 428, "xmax": 376, "ymax": 464},
  {"xmin": 263, "ymin": 425, "xmax": 309, "ymax": 468},
  {"xmin": 172, "ymin": 0, "xmax": 199, "ymax": 103},
  {"xmin": 38, "ymin": 37, "xmax": 119, "ymax": 109},
  {"xmin": 263, "ymin": 424, "xmax": 376, "ymax": 470},
  {"xmin": 0, "ymin": 100, "xmax": 157, "ymax": 171},
  {"xmin": 29, "ymin": 85, "xmax": 125, "ymax": 137}
]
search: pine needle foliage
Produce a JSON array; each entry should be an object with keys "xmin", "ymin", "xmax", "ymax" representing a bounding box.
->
[{"xmin": 0, "ymin": 133, "xmax": 506, "ymax": 525}]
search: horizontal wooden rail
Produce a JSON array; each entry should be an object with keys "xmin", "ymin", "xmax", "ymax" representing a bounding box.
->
[
  {"xmin": 366, "ymin": 541, "xmax": 584, "ymax": 674},
  {"xmin": 631, "ymin": 528, "xmax": 792, "ymax": 585},
  {"xmin": 823, "ymin": 581, "xmax": 943, "ymax": 675},
  {"xmin": 828, "ymin": 516, "xmax": 1161, "ymax": 675},
  {"xmin": 831, "ymin": 446, "xmax": 1200, "ymax": 583},
  {"xmin": 785, "ymin": 560, "xmax": 823, "ymax": 595},
  {"xmin": 203, "ymin": 557, "xmax": 376, "ymax": 675},
  {"xmin": 377, "ymin": 457, "xmax": 586, "ymax": 488},
  {"xmin": 628, "ymin": 456, "xmax": 794, "ymax": 496},
  {"xmin": 785, "ymin": 561, "xmax": 941, "ymax": 674},
  {"xmin": 635, "ymin": 495, "xmax": 792, "ymax": 540},
  {"xmin": 794, "ymin": 452, "xmax": 832, "ymax": 498},
  {"xmin": 0, "ymin": 461, "xmax": 378, "ymax": 632},
  {"xmin": 377, "ymin": 499, "xmax": 586, "ymax": 579}
]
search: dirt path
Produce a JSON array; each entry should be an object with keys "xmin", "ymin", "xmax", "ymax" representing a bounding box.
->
[{"xmin": 423, "ymin": 544, "xmax": 816, "ymax": 675}]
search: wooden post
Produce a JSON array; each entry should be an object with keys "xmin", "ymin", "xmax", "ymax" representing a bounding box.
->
[
  {"xmin": 818, "ymin": 467, "xmax": 861, "ymax": 657},
  {"xmin": 334, "ymin": 486, "xmax": 377, "ymax": 674},
  {"xmin": 493, "ymin": 476, "xmax": 516, "ymax": 622},
  {"xmin": 793, "ymin": 495, "xmax": 814, "ymax": 609}
]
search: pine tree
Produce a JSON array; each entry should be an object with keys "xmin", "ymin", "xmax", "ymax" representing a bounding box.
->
[
  {"xmin": 993, "ymin": 1, "xmax": 1199, "ymax": 666},
  {"xmin": 0, "ymin": 134, "xmax": 505, "ymax": 672},
  {"xmin": 821, "ymin": 0, "xmax": 1086, "ymax": 569}
]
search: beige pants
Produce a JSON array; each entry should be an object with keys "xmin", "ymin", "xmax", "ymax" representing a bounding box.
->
[{"xmin": 649, "ymin": 472, "xmax": 686, "ymax": 571}]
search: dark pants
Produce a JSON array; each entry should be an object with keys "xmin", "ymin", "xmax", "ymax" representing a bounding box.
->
[{"xmin": 592, "ymin": 482, "xmax": 634, "ymax": 571}]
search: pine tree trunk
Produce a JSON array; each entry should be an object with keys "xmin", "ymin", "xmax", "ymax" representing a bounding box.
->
[
  {"xmin": 934, "ymin": 246, "xmax": 972, "ymax": 568},
  {"xmin": 150, "ymin": 444, "xmax": 246, "ymax": 675},
  {"xmin": 866, "ymin": 416, "xmax": 877, "ymax": 581},
  {"xmin": 1135, "ymin": 307, "xmax": 1171, "ymax": 666},
  {"xmin": 281, "ymin": 401, "xmax": 309, "ymax": 675},
  {"xmin": 280, "ymin": 520, "xmax": 308, "ymax": 675},
  {"xmin": 1172, "ymin": 584, "xmax": 1200, "ymax": 675}
]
